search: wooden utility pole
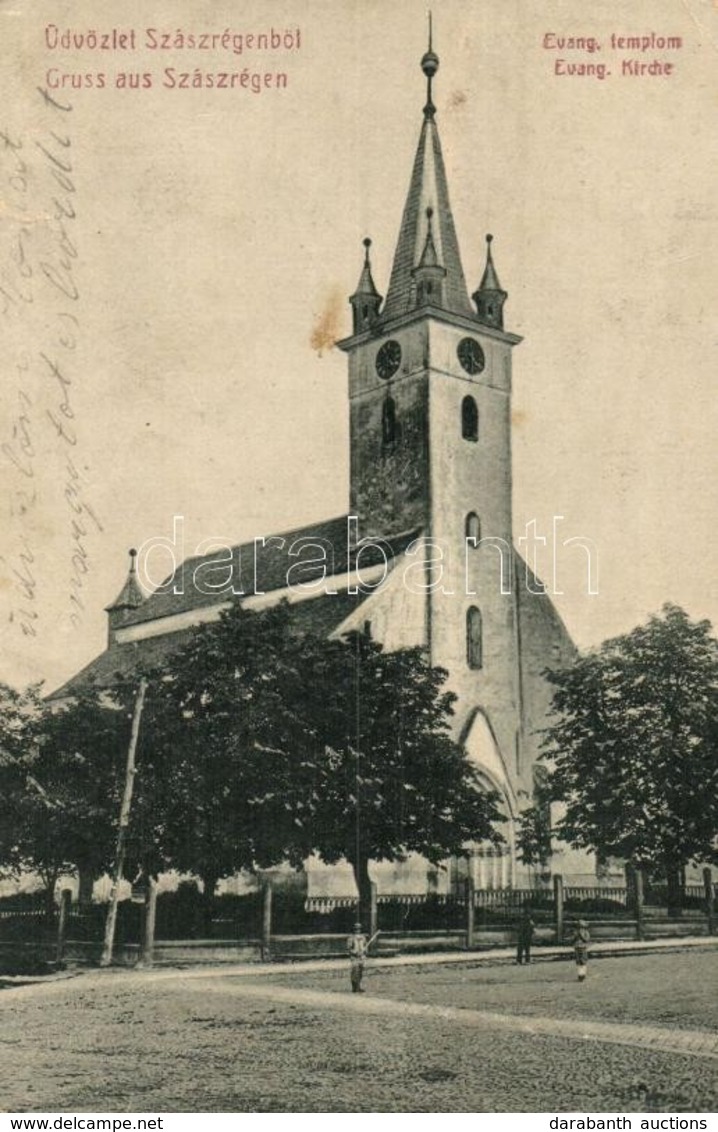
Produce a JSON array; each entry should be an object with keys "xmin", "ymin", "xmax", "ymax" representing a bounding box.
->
[{"xmin": 100, "ymin": 679, "xmax": 148, "ymax": 968}]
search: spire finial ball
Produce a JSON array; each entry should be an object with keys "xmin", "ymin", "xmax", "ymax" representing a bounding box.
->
[
  {"xmin": 486, "ymin": 234, "xmax": 493, "ymax": 244},
  {"xmin": 421, "ymin": 49, "xmax": 439, "ymax": 79},
  {"xmin": 129, "ymin": 547, "xmax": 137, "ymax": 559},
  {"xmin": 363, "ymin": 237, "xmax": 372, "ymax": 249}
]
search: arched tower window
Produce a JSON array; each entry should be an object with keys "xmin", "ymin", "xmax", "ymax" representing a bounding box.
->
[
  {"xmin": 382, "ymin": 395, "xmax": 397, "ymax": 446},
  {"xmin": 466, "ymin": 605, "xmax": 483, "ymax": 669},
  {"xmin": 465, "ymin": 512, "xmax": 481, "ymax": 544},
  {"xmin": 462, "ymin": 395, "xmax": 479, "ymax": 442}
]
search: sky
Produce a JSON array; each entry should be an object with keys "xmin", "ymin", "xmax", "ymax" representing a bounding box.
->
[{"xmin": 0, "ymin": 0, "xmax": 716, "ymax": 693}]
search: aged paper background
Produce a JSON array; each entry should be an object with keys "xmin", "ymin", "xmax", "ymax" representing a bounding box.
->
[{"xmin": 0, "ymin": 0, "xmax": 716, "ymax": 693}]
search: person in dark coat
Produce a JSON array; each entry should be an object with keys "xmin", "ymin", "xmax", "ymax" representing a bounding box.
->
[
  {"xmin": 571, "ymin": 919, "xmax": 591, "ymax": 981},
  {"xmin": 516, "ymin": 908, "xmax": 535, "ymax": 964}
]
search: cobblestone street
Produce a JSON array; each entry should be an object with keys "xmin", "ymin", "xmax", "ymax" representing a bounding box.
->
[{"xmin": 1, "ymin": 949, "xmax": 717, "ymax": 1112}]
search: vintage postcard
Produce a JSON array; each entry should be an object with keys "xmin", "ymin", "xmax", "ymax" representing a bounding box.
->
[{"xmin": 0, "ymin": 0, "xmax": 716, "ymax": 1117}]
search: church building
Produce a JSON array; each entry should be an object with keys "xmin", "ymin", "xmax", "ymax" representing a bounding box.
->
[{"xmin": 55, "ymin": 40, "xmax": 576, "ymax": 894}]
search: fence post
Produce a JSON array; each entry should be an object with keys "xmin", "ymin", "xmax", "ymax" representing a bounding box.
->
[
  {"xmin": 465, "ymin": 876, "xmax": 475, "ymax": 950},
  {"xmin": 139, "ymin": 878, "xmax": 157, "ymax": 968},
  {"xmin": 56, "ymin": 888, "xmax": 72, "ymax": 965},
  {"xmin": 553, "ymin": 875, "xmax": 564, "ymax": 944},
  {"xmin": 704, "ymin": 867, "xmax": 715, "ymax": 936},
  {"xmin": 634, "ymin": 867, "xmax": 645, "ymax": 941},
  {"xmin": 261, "ymin": 880, "xmax": 273, "ymax": 961}
]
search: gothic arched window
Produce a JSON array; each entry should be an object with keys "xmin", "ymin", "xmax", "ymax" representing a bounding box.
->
[
  {"xmin": 465, "ymin": 512, "xmax": 481, "ymax": 544},
  {"xmin": 382, "ymin": 395, "xmax": 397, "ymax": 446},
  {"xmin": 467, "ymin": 605, "xmax": 483, "ymax": 670},
  {"xmin": 462, "ymin": 395, "xmax": 479, "ymax": 442}
]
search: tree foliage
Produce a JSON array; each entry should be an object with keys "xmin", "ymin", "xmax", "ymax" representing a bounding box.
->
[
  {"xmin": 133, "ymin": 603, "xmax": 318, "ymax": 909},
  {"xmin": 542, "ymin": 605, "xmax": 718, "ymax": 888},
  {"xmin": 135, "ymin": 603, "xmax": 503, "ymax": 921},
  {"xmin": 0, "ymin": 603, "xmax": 505, "ymax": 924},
  {"xmin": 288, "ymin": 629, "xmax": 504, "ymax": 917},
  {"xmin": 0, "ymin": 684, "xmax": 131, "ymax": 911}
]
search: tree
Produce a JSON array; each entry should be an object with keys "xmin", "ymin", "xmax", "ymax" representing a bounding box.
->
[
  {"xmin": 0, "ymin": 683, "xmax": 43, "ymax": 881},
  {"xmin": 134, "ymin": 603, "xmax": 321, "ymax": 928},
  {"xmin": 135, "ymin": 605, "xmax": 504, "ymax": 928},
  {"xmin": 0, "ymin": 685, "xmax": 132, "ymax": 916},
  {"xmin": 294, "ymin": 631, "xmax": 505, "ymax": 925},
  {"xmin": 541, "ymin": 604, "xmax": 718, "ymax": 909}
]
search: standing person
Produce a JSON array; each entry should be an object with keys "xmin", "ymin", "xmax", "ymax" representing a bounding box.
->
[
  {"xmin": 571, "ymin": 919, "xmax": 591, "ymax": 981},
  {"xmin": 347, "ymin": 921, "xmax": 368, "ymax": 993},
  {"xmin": 516, "ymin": 907, "xmax": 535, "ymax": 965}
]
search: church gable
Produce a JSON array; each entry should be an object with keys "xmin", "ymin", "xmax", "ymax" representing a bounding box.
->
[{"xmin": 329, "ymin": 542, "xmax": 429, "ymax": 653}]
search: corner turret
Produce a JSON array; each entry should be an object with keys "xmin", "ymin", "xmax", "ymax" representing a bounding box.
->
[
  {"xmin": 105, "ymin": 548, "xmax": 144, "ymax": 645},
  {"xmin": 472, "ymin": 234, "xmax": 508, "ymax": 330},
  {"xmin": 349, "ymin": 237, "xmax": 383, "ymax": 334}
]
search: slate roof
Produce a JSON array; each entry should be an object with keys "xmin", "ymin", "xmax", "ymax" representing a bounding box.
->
[
  {"xmin": 382, "ymin": 114, "xmax": 474, "ymax": 321},
  {"xmin": 122, "ymin": 517, "xmax": 418, "ymax": 629},
  {"xmin": 50, "ymin": 519, "xmax": 421, "ymax": 700}
]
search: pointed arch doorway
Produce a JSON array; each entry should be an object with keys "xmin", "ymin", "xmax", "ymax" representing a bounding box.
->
[{"xmin": 462, "ymin": 708, "xmax": 517, "ymax": 889}]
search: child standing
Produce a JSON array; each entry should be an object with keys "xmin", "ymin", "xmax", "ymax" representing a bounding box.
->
[
  {"xmin": 571, "ymin": 919, "xmax": 591, "ymax": 981},
  {"xmin": 347, "ymin": 921, "xmax": 368, "ymax": 993}
]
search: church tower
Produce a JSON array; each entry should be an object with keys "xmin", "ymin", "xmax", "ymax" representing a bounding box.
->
[{"xmin": 338, "ymin": 34, "xmax": 529, "ymax": 882}]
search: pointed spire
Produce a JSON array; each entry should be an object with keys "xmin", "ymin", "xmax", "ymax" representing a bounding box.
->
[
  {"xmin": 106, "ymin": 548, "xmax": 144, "ymax": 613},
  {"xmin": 349, "ymin": 237, "xmax": 383, "ymax": 333},
  {"xmin": 382, "ymin": 26, "xmax": 473, "ymax": 321},
  {"xmin": 472, "ymin": 234, "xmax": 508, "ymax": 330}
]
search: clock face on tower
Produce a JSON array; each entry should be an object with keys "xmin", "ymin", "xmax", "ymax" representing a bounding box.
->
[
  {"xmin": 457, "ymin": 337, "xmax": 485, "ymax": 376},
  {"xmin": 375, "ymin": 339, "xmax": 402, "ymax": 380}
]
